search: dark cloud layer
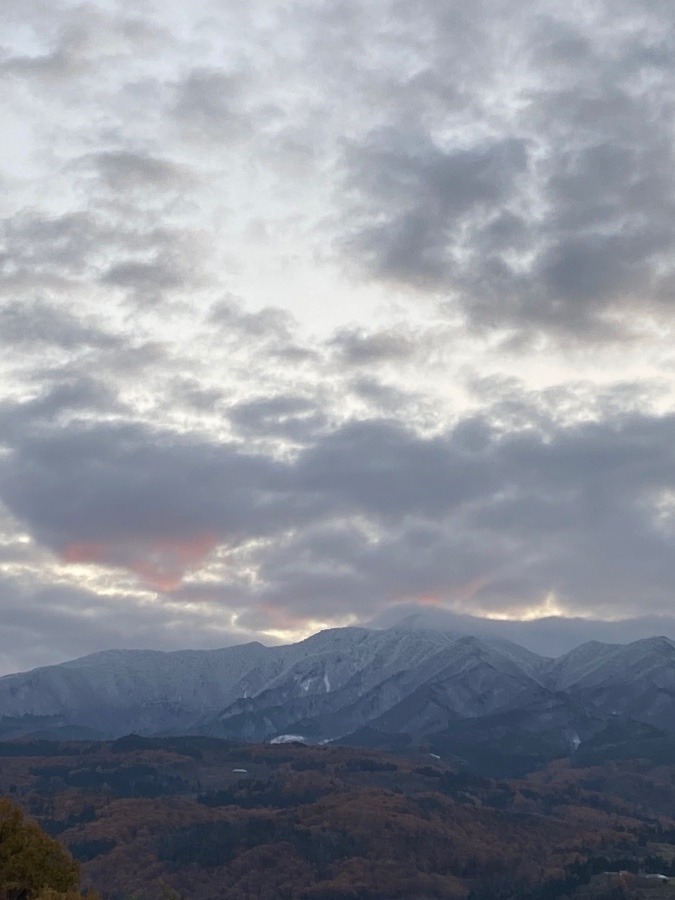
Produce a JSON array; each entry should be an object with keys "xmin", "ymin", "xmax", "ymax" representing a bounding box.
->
[
  {"xmin": 336, "ymin": 0, "xmax": 675, "ymax": 339},
  {"xmin": 3, "ymin": 399, "xmax": 675, "ymax": 625}
]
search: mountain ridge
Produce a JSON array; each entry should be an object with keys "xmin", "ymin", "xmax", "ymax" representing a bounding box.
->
[{"xmin": 0, "ymin": 624, "xmax": 674, "ymax": 765}]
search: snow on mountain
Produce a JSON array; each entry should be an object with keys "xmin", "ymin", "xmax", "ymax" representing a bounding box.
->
[
  {"xmin": 556, "ymin": 636, "xmax": 675, "ymax": 732},
  {"xmin": 544, "ymin": 640, "xmax": 625, "ymax": 690},
  {"xmin": 0, "ymin": 626, "xmax": 674, "ymax": 743},
  {"xmin": 394, "ymin": 615, "xmax": 552, "ymax": 681},
  {"xmin": 0, "ymin": 641, "xmax": 279, "ymax": 735},
  {"xmin": 344, "ymin": 636, "xmax": 554, "ymax": 740},
  {"xmin": 557, "ymin": 636, "xmax": 675, "ymax": 689},
  {"xmin": 202, "ymin": 627, "xmax": 469, "ymax": 742},
  {"xmin": 199, "ymin": 631, "xmax": 563, "ymax": 743}
]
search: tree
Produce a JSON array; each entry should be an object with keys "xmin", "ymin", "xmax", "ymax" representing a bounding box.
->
[{"xmin": 0, "ymin": 798, "xmax": 96, "ymax": 899}]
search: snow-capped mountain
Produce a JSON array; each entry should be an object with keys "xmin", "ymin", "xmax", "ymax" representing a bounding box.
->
[
  {"xmin": 0, "ymin": 624, "xmax": 674, "ymax": 754},
  {"xmin": 550, "ymin": 636, "xmax": 675, "ymax": 732},
  {"xmin": 0, "ymin": 641, "xmax": 284, "ymax": 736}
]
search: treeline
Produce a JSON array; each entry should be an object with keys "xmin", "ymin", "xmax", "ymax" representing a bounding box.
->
[
  {"xmin": 159, "ymin": 818, "xmax": 357, "ymax": 874},
  {"xmin": 31, "ymin": 764, "xmax": 188, "ymax": 799},
  {"xmin": 468, "ymin": 849, "xmax": 675, "ymax": 900},
  {"xmin": 198, "ymin": 774, "xmax": 331, "ymax": 810}
]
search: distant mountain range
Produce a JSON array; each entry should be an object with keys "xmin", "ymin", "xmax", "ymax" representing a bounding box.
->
[{"xmin": 1, "ymin": 622, "xmax": 675, "ymax": 773}]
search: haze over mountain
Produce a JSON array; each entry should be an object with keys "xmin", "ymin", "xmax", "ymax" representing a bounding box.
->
[
  {"xmin": 369, "ymin": 607, "xmax": 675, "ymax": 658},
  {"xmin": 1, "ymin": 621, "xmax": 674, "ymax": 774}
]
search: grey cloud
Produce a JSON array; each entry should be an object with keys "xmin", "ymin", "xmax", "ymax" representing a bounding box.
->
[
  {"xmin": 1, "ymin": 209, "xmax": 201, "ymax": 303},
  {"xmin": 349, "ymin": 377, "xmax": 419, "ymax": 414},
  {"xmin": 329, "ymin": 327, "xmax": 416, "ymax": 365},
  {"xmin": 0, "ymin": 299, "xmax": 172, "ymax": 414},
  {"xmin": 1, "ymin": 211, "xmax": 99, "ymax": 275},
  {"xmin": 464, "ymin": 373, "xmax": 667, "ymax": 432},
  {"xmin": 343, "ymin": 134, "xmax": 529, "ymax": 286},
  {"xmin": 0, "ymin": 375, "xmax": 119, "ymax": 438},
  {"xmin": 3, "ymin": 376, "xmax": 675, "ymax": 630},
  {"xmin": 269, "ymin": 344, "xmax": 321, "ymax": 364},
  {"xmin": 172, "ymin": 68, "xmax": 257, "ymax": 143},
  {"xmin": 167, "ymin": 378, "xmax": 227, "ymax": 413},
  {"xmin": 0, "ymin": 422, "xmax": 292, "ymax": 553},
  {"xmin": 88, "ymin": 151, "xmax": 193, "ymax": 192},
  {"xmin": 229, "ymin": 394, "xmax": 328, "ymax": 442},
  {"xmin": 335, "ymin": 1, "xmax": 675, "ymax": 338},
  {"xmin": 0, "ymin": 300, "xmax": 121, "ymax": 350},
  {"xmin": 209, "ymin": 300, "xmax": 297, "ymax": 341},
  {"xmin": 99, "ymin": 235, "xmax": 207, "ymax": 304},
  {"xmin": 102, "ymin": 258, "xmax": 187, "ymax": 292},
  {"xmin": 2, "ymin": 18, "xmax": 92, "ymax": 81},
  {"xmin": 36, "ymin": 337, "xmax": 172, "ymax": 387},
  {"xmin": 1, "ymin": 4, "xmax": 166, "ymax": 84},
  {"xmin": 0, "ymin": 574, "xmax": 248, "ymax": 675},
  {"xmin": 249, "ymin": 410, "xmax": 675, "ymax": 622},
  {"xmin": 206, "ymin": 300, "xmax": 318, "ymax": 366},
  {"xmin": 297, "ymin": 419, "xmax": 492, "ymax": 520}
]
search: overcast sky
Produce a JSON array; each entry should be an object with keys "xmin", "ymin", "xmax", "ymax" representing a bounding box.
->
[{"xmin": 2, "ymin": 0, "xmax": 675, "ymax": 672}]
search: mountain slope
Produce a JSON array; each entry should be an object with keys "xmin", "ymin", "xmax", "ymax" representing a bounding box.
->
[
  {"xmin": 0, "ymin": 641, "xmax": 283, "ymax": 737},
  {"xmin": 557, "ymin": 636, "xmax": 675, "ymax": 732},
  {"xmin": 0, "ymin": 626, "xmax": 674, "ymax": 756}
]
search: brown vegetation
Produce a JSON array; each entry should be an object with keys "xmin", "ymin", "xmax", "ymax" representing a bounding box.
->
[
  {"xmin": 0, "ymin": 796, "xmax": 97, "ymax": 900},
  {"xmin": 1, "ymin": 737, "xmax": 675, "ymax": 898}
]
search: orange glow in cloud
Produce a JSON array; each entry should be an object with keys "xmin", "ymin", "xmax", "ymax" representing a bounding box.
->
[
  {"xmin": 63, "ymin": 541, "xmax": 110, "ymax": 567},
  {"xmin": 258, "ymin": 603, "xmax": 319, "ymax": 630},
  {"xmin": 389, "ymin": 576, "xmax": 494, "ymax": 613},
  {"xmin": 62, "ymin": 532, "xmax": 219, "ymax": 591},
  {"xmin": 416, "ymin": 594, "xmax": 444, "ymax": 607},
  {"xmin": 454, "ymin": 575, "xmax": 494, "ymax": 604}
]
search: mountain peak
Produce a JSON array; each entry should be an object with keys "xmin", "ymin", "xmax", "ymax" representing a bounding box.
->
[
  {"xmin": 1, "ymin": 627, "xmax": 675, "ymax": 747},
  {"xmin": 631, "ymin": 635, "xmax": 675, "ymax": 651}
]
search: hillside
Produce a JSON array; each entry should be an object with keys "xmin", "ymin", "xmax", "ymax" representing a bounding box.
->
[{"xmin": 3, "ymin": 737, "xmax": 675, "ymax": 899}]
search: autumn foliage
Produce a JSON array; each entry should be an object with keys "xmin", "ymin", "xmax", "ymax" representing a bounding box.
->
[
  {"xmin": 0, "ymin": 797, "xmax": 96, "ymax": 899},
  {"xmin": 1, "ymin": 737, "xmax": 675, "ymax": 898}
]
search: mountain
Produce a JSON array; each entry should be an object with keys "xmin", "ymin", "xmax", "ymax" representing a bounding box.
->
[
  {"xmin": 0, "ymin": 624, "xmax": 674, "ymax": 773},
  {"xmin": 553, "ymin": 635, "xmax": 675, "ymax": 732},
  {"xmin": 204, "ymin": 628, "xmax": 551, "ymax": 743},
  {"xmin": 0, "ymin": 641, "xmax": 282, "ymax": 737}
]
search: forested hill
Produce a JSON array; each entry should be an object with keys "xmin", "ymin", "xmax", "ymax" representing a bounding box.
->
[{"xmin": 2, "ymin": 736, "xmax": 675, "ymax": 899}]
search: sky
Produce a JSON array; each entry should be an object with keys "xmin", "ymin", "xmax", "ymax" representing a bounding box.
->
[{"xmin": 2, "ymin": 0, "xmax": 675, "ymax": 672}]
